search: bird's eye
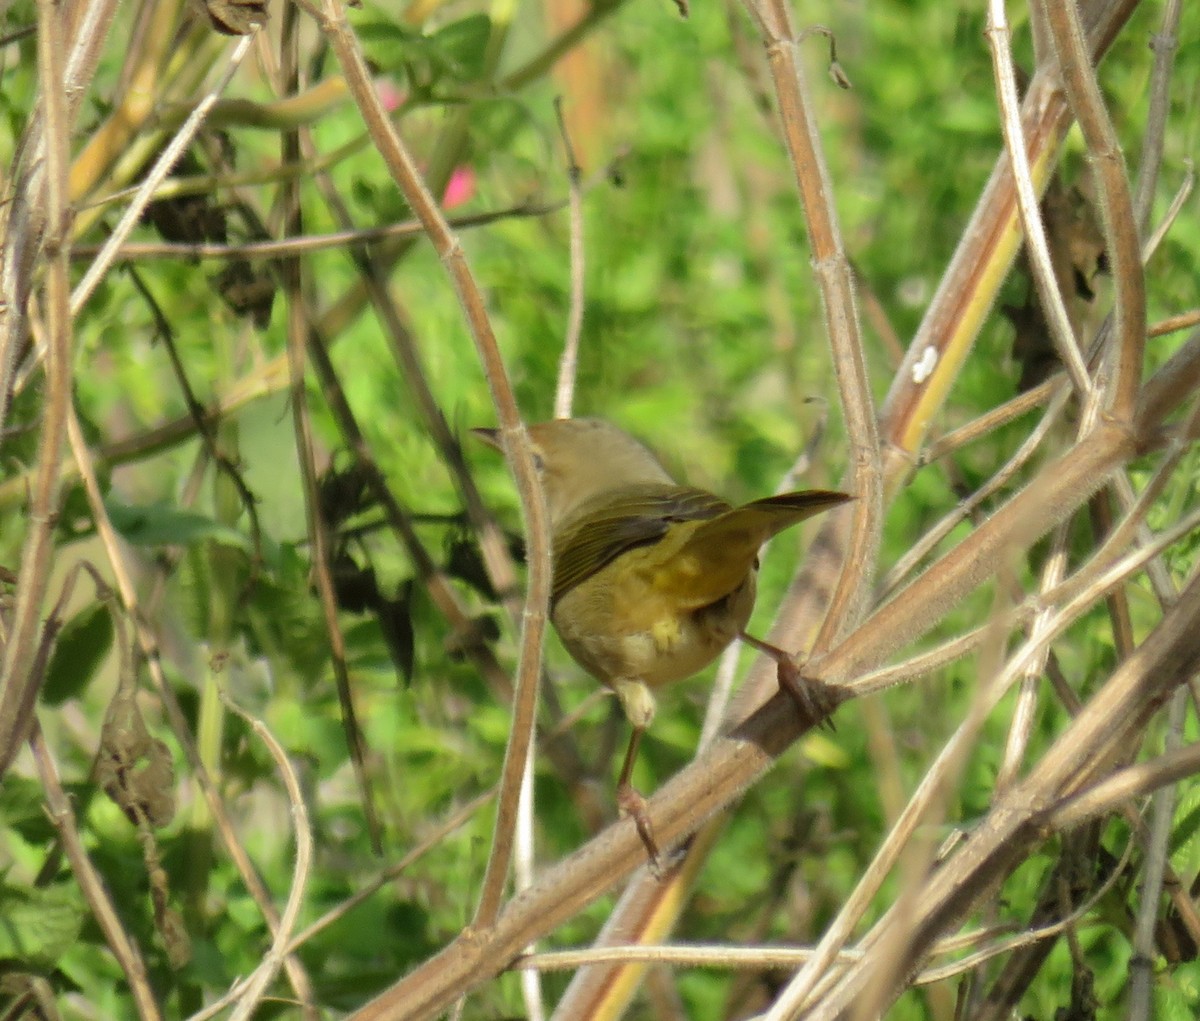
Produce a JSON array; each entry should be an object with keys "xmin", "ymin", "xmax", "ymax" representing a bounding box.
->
[{"xmin": 532, "ymin": 452, "xmax": 544, "ymax": 473}]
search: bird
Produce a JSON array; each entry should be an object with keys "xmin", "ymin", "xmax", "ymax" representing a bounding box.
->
[{"xmin": 475, "ymin": 417, "xmax": 852, "ymax": 866}]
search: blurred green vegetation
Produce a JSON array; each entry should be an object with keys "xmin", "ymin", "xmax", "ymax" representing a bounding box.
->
[{"xmin": 1, "ymin": 0, "xmax": 1199, "ymax": 1017}]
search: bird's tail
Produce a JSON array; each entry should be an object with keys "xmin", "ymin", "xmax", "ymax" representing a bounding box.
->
[
  {"xmin": 726, "ymin": 490, "xmax": 854, "ymax": 540},
  {"xmin": 664, "ymin": 490, "xmax": 853, "ymax": 608}
]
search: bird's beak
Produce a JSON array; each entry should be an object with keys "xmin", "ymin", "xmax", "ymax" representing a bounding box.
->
[{"xmin": 470, "ymin": 427, "xmax": 502, "ymax": 451}]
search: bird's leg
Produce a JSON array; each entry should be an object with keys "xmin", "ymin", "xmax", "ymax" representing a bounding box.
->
[
  {"xmin": 613, "ymin": 679, "xmax": 662, "ymax": 872},
  {"xmin": 615, "ymin": 724, "xmax": 661, "ymax": 872},
  {"xmin": 739, "ymin": 632, "xmax": 843, "ymax": 727}
]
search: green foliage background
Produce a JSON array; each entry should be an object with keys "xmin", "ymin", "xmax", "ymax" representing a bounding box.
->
[{"xmin": 1, "ymin": 0, "xmax": 1199, "ymax": 1017}]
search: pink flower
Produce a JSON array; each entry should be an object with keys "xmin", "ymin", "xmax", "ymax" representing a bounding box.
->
[
  {"xmin": 376, "ymin": 78, "xmax": 404, "ymax": 113},
  {"xmin": 442, "ymin": 166, "xmax": 475, "ymax": 209}
]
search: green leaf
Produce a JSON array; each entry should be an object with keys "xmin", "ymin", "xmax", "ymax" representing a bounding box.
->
[
  {"xmin": 355, "ymin": 13, "xmax": 491, "ymax": 84},
  {"xmin": 106, "ymin": 500, "xmax": 249, "ymax": 550},
  {"xmin": 42, "ymin": 602, "xmax": 113, "ymax": 706},
  {"xmin": 355, "ymin": 19, "xmax": 434, "ymax": 78},
  {"xmin": 354, "ymin": 19, "xmax": 420, "ymax": 48},
  {"xmin": 0, "ymin": 885, "xmax": 85, "ymax": 968},
  {"xmin": 430, "ymin": 14, "xmax": 491, "ymax": 81},
  {"xmin": 1170, "ymin": 786, "xmax": 1200, "ymax": 860},
  {"xmin": 0, "ymin": 775, "xmax": 57, "ymax": 843}
]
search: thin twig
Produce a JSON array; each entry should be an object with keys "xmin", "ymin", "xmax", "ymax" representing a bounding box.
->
[
  {"xmin": 284, "ymin": 791, "xmax": 494, "ymax": 953},
  {"xmin": 73, "ymin": 200, "xmax": 567, "ymax": 261},
  {"xmin": 123, "ymin": 264, "xmax": 266, "ymax": 562},
  {"xmin": 1142, "ymin": 165, "xmax": 1194, "ymax": 262},
  {"xmin": 31, "ymin": 722, "xmax": 163, "ymax": 1021},
  {"xmin": 313, "ymin": 0, "xmax": 553, "ymax": 933},
  {"xmin": 0, "ymin": 0, "xmax": 118, "ymax": 435},
  {"xmin": 1037, "ymin": 0, "xmax": 1145, "ymax": 423},
  {"xmin": 278, "ymin": 3, "xmax": 383, "ymax": 856},
  {"xmin": 528, "ymin": 942, "xmax": 863, "ymax": 971},
  {"xmin": 996, "ymin": 519, "xmax": 1068, "ymax": 793},
  {"xmin": 1131, "ymin": 0, "xmax": 1183, "ymax": 234},
  {"xmin": 62, "ymin": 361, "xmax": 321, "ymax": 1014},
  {"xmin": 880, "ymin": 386, "xmax": 1071, "ymax": 598},
  {"xmin": 515, "ymin": 747, "xmax": 546, "ymax": 1021},
  {"xmin": 1048, "ymin": 737, "xmax": 1200, "ymax": 833},
  {"xmin": 293, "ymin": 132, "xmax": 526, "ymax": 624},
  {"xmin": 986, "ymin": 0, "xmax": 1093, "ymax": 398},
  {"xmin": 70, "ymin": 32, "xmax": 257, "ymax": 317},
  {"xmin": 850, "ymin": 626, "xmax": 997, "ymax": 697},
  {"xmin": 920, "ymin": 375, "xmax": 1057, "ymax": 465},
  {"xmin": 1127, "ymin": 688, "xmax": 1188, "ymax": 1021},
  {"xmin": 521, "ymin": 831, "xmax": 1132, "ymax": 980},
  {"xmin": 746, "ymin": 1, "xmax": 881, "ymax": 647},
  {"xmin": 0, "ymin": 0, "xmax": 76, "ymax": 778},
  {"xmin": 219, "ymin": 693, "xmax": 314, "ymax": 1021},
  {"xmin": 553, "ymin": 96, "xmax": 585, "ymax": 420},
  {"xmin": 1150, "ymin": 308, "xmax": 1200, "ymax": 339}
]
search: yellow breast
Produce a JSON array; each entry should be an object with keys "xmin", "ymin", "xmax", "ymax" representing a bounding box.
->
[{"xmin": 551, "ymin": 544, "xmax": 758, "ymax": 690}]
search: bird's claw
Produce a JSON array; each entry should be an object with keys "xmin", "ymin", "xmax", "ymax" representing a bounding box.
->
[
  {"xmin": 776, "ymin": 657, "xmax": 842, "ymax": 730},
  {"xmin": 617, "ymin": 782, "xmax": 663, "ymax": 877}
]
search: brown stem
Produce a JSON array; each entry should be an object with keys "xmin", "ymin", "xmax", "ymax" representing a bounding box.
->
[
  {"xmin": 808, "ymin": 564, "xmax": 1200, "ymax": 1018},
  {"xmin": 1037, "ymin": 0, "xmax": 1145, "ymax": 423},
  {"xmin": 31, "ymin": 722, "xmax": 164, "ymax": 1020},
  {"xmin": 1131, "ymin": 0, "xmax": 1183, "ymax": 234},
  {"xmin": 0, "ymin": 0, "xmax": 118, "ymax": 436},
  {"xmin": 279, "ymin": 3, "xmax": 383, "ymax": 860},
  {"xmin": 314, "ymin": 0, "xmax": 553, "ymax": 932},
  {"xmin": 0, "ymin": 0, "xmax": 76, "ymax": 779},
  {"xmin": 747, "ymin": 0, "xmax": 881, "ymax": 648}
]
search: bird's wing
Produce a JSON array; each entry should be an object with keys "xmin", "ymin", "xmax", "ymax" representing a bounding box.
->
[
  {"xmin": 551, "ymin": 486, "xmax": 730, "ymax": 605},
  {"xmin": 683, "ymin": 490, "xmax": 854, "ymax": 549},
  {"xmin": 658, "ymin": 490, "xmax": 855, "ymax": 610}
]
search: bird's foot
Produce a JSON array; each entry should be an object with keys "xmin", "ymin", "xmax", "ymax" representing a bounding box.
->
[
  {"xmin": 616, "ymin": 781, "xmax": 662, "ymax": 877},
  {"xmin": 741, "ymin": 631, "xmax": 842, "ymax": 729},
  {"xmin": 776, "ymin": 656, "xmax": 842, "ymax": 730}
]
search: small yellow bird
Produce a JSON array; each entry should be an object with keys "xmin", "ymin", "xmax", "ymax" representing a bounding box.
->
[{"xmin": 476, "ymin": 417, "xmax": 851, "ymax": 864}]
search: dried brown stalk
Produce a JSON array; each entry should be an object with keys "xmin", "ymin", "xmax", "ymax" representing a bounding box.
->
[
  {"xmin": 31, "ymin": 723, "xmax": 164, "ymax": 1021},
  {"xmin": 0, "ymin": 0, "xmax": 77, "ymax": 778},
  {"xmin": 313, "ymin": 0, "xmax": 554, "ymax": 933}
]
